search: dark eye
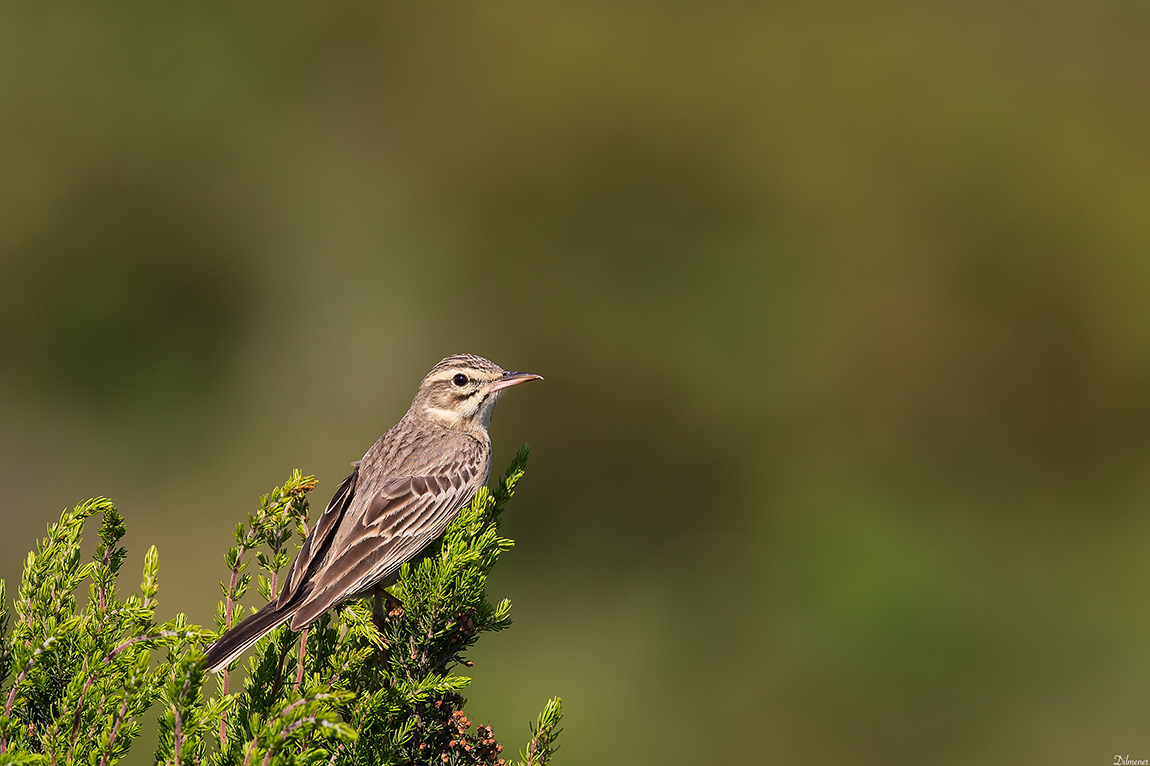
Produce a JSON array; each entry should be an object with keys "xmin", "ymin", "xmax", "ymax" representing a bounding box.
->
[{"xmin": 452, "ymin": 373, "xmax": 469, "ymax": 387}]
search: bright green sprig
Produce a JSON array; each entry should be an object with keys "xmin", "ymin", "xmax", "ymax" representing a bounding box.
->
[{"xmin": 519, "ymin": 697, "xmax": 563, "ymax": 766}]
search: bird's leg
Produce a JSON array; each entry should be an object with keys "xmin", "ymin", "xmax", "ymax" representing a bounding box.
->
[
  {"xmin": 373, "ymin": 590, "xmax": 386, "ymax": 631},
  {"xmin": 372, "ymin": 588, "xmax": 404, "ymax": 631},
  {"xmin": 384, "ymin": 590, "xmax": 403, "ymax": 616}
]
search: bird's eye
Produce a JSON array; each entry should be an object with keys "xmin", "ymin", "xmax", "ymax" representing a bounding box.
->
[{"xmin": 452, "ymin": 373, "xmax": 469, "ymax": 387}]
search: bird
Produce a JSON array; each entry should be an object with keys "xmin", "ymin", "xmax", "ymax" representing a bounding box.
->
[{"xmin": 204, "ymin": 353, "xmax": 541, "ymax": 673}]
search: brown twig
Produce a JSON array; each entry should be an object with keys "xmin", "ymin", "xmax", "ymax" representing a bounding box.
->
[
  {"xmin": 296, "ymin": 628, "xmax": 309, "ymax": 690},
  {"xmin": 96, "ymin": 693, "xmax": 132, "ymax": 766}
]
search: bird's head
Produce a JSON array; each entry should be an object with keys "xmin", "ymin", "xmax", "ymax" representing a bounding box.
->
[{"xmin": 411, "ymin": 353, "xmax": 542, "ymax": 432}]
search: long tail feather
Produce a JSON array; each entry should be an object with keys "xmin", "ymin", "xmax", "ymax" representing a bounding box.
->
[{"xmin": 204, "ymin": 600, "xmax": 296, "ymax": 673}]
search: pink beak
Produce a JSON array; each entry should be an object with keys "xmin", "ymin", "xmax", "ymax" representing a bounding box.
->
[{"xmin": 489, "ymin": 371, "xmax": 543, "ymax": 392}]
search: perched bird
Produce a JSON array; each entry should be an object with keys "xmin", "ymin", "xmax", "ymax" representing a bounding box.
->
[{"xmin": 204, "ymin": 353, "xmax": 541, "ymax": 672}]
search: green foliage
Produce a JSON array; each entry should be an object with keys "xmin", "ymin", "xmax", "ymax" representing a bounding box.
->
[
  {"xmin": 0, "ymin": 500, "xmax": 205, "ymax": 764},
  {"xmin": 0, "ymin": 447, "xmax": 561, "ymax": 765},
  {"xmin": 520, "ymin": 698, "xmax": 562, "ymax": 766}
]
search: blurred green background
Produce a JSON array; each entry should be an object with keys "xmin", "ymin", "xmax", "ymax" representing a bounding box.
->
[{"xmin": 2, "ymin": 2, "xmax": 1149, "ymax": 763}]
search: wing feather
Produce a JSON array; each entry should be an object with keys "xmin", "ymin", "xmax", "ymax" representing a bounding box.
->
[
  {"xmin": 288, "ymin": 444, "xmax": 484, "ymax": 629},
  {"xmin": 278, "ymin": 466, "xmax": 358, "ymax": 608}
]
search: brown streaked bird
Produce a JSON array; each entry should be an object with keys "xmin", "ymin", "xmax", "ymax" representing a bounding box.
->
[{"xmin": 204, "ymin": 353, "xmax": 541, "ymax": 673}]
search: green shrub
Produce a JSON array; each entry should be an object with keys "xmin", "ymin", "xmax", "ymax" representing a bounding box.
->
[{"xmin": 0, "ymin": 445, "xmax": 561, "ymax": 766}]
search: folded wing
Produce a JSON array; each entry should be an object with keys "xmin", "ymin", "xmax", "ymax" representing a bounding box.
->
[
  {"xmin": 288, "ymin": 449, "xmax": 485, "ymax": 629},
  {"xmin": 278, "ymin": 465, "xmax": 359, "ymax": 609}
]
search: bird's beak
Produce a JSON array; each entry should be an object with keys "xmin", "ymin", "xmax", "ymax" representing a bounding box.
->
[{"xmin": 489, "ymin": 371, "xmax": 543, "ymax": 392}]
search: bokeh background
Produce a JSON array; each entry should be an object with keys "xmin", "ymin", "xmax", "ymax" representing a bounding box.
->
[{"xmin": 2, "ymin": 2, "xmax": 1149, "ymax": 763}]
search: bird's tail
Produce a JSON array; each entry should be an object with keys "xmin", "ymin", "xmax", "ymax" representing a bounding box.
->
[{"xmin": 204, "ymin": 600, "xmax": 296, "ymax": 673}]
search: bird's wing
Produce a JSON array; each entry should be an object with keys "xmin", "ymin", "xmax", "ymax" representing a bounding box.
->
[
  {"xmin": 277, "ymin": 466, "xmax": 359, "ymax": 609},
  {"xmin": 288, "ymin": 448, "xmax": 485, "ymax": 628}
]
